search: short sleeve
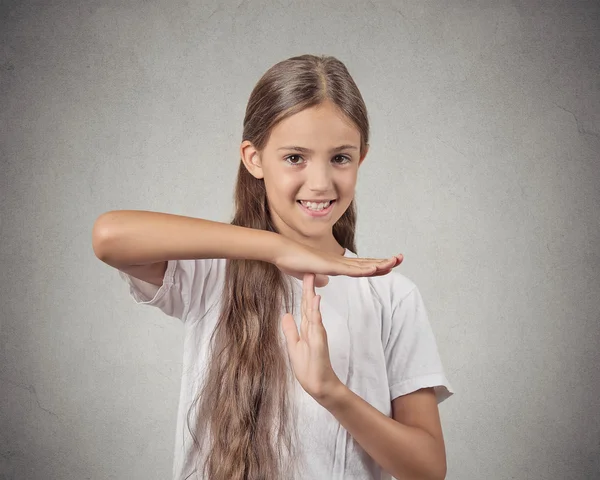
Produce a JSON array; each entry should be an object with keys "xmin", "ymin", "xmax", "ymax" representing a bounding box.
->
[
  {"xmin": 118, "ymin": 258, "xmax": 216, "ymax": 323},
  {"xmin": 385, "ymin": 286, "xmax": 454, "ymax": 404}
]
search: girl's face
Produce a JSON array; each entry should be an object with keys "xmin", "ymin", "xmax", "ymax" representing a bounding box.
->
[{"xmin": 241, "ymin": 101, "xmax": 368, "ymax": 254}]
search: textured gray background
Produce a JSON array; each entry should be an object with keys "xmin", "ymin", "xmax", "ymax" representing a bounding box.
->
[{"xmin": 1, "ymin": 1, "xmax": 599, "ymax": 479}]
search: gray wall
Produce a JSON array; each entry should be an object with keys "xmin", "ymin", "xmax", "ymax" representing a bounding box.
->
[{"xmin": 1, "ymin": 1, "xmax": 599, "ymax": 479}]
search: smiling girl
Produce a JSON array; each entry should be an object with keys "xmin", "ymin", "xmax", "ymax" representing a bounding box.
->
[{"xmin": 92, "ymin": 54, "xmax": 453, "ymax": 480}]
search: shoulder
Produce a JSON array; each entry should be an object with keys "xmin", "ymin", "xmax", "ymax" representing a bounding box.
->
[
  {"xmin": 366, "ymin": 269, "xmax": 419, "ymax": 312},
  {"xmin": 343, "ymin": 249, "xmax": 418, "ymax": 308},
  {"xmin": 177, "ymin": 257, "xmax": 227, "ymax": 274},
  {"xmin": 176, "ymin": 257, "xmax": 228, "ymax": 320},
  {"xmin": 157, "ymin": 257, "xmax": 224, "ymax": 285},
  {"xmin": 345, "ymin": 249, "xmax": 416, "ymax": 297},
  {"xmin": 166, "ymin": 257, "xmax": 228, "ymax": 299}
]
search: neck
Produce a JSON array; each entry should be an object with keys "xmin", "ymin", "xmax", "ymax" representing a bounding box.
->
[{"xmin": 295, "ymin": 237, "xmax": 345, "ymax": 256}]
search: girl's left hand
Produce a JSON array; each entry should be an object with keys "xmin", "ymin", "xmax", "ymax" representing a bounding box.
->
[{"xmin": 282, "ymin": 273, "xmax": 342, "ymax": 402}]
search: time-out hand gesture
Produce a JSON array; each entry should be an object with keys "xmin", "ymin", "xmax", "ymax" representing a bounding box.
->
[
  {"xmin": 281, "ymin": 273, "xmax": 342, "ymax": 403},
  {"xmin": 273, "ymin": 239, "xmax": 403, "ymax": 288}
]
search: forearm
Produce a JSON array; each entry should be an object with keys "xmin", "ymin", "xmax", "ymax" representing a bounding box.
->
[
  {"xmin": 92, "ymin": 210, "xmax": 282, "ymax": 267},
  {"xmin": 320, "ymin": 385, "xmax": 446, "ymax": 480}
]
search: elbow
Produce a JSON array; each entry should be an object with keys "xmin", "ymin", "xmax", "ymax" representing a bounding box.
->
[
  {"xmin": 427, "ymin": 438, "xmax": 447, "ymax": 480},
  {"xmin": 412, "ymin": 467, "xmax": 446, "ymax": 480},
  {"xmin": 427, "ymin": 451, "xmax": 447, "ymax": 480},
  {"xmin": 393, "ymin": 460, "xmax": 446, "ymax": 480},
  {"xmin": 92, "ymin": 212, "xmax": 118, "ymax": 262},
  {"xmin": 410, "ymin": 456, "xmax": 447, "ymax": 480},
  {"xmin": 429, "ymin": 459, "xmax": 447, "ymax": 480}
]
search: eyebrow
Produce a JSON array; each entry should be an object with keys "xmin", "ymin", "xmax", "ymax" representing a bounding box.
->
[{"xmin": 277, "ymin": 145, "xmax": 359, "ymax": 153}]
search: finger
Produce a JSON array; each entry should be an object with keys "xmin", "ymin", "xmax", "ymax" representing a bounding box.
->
[
  {"xmin": 342, "ymin": 264, "xmax": 378, "ymax": 277},
  {"xmin": 306, "ymin": 272, "xmax": 315, "ymax": 297},
  {"xmin": 351, "ymin": 256, "xmax": 398, "ymax": 265},
  {"xmin": 311, "ymin": 295, "xmax": 323, "ymax": 325},
  {"xmin": 303, "ymin": 272, "xmax": 315, "ymax": 308},
  {"xmin": 301, "ymin": 275, "xmax": 310, "ymax": 339},
  {"xmin": 301, "ymin": 273, "xmax": 309, "ymax": 319},
  {"xmin": 307, "ymin": 296, "xmax": 328, "ymax": 350},
  {"xmin": 373, "ymin": 257, "xmax": 401, "ymax": 269},
  {"xmin": 341, "ymin": 256, "xmax": 403, "ymax": 277},
  {"xmin": 386, "ymin": 254, "xmax": 403, "ymax": 267},
  {"xmin": 314, "ymin": 274, "xmax": 330, "ymax": 288},
  {"xmin": 373, "ymin": 260, "xmax": 401, "ymax": 273},
  {"xmin": 302, "ymin": 272, "xmax": 311, "ymax": 310},
  {"xmin": 370, "ymin": 261, "xmax": 402, "ymax": 277},
  {"xmin": 300, "ymin": 305, "xmax": 308, "ymax": 342},
  {"xmin": 379, "ymin": 255, "xmax": 403, "ymax": 270},
  {"xmin": 355, "ymin": 255, "xmax": 403, "ymax": 268},
  {"xmin": 371, "ymin": 268, "xmax": 393, "ymax": 277},
  {"xmin": 318, "ymin": 260, "xmax": 372, "ymax": 278},
  {"xmin": 281, "ymin": 313, "xmax": 299, "ymax": 350}
]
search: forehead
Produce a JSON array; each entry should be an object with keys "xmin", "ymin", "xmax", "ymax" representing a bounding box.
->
[{"xmin": 267, "ymin": 103, "xmax": 361, "ymax": 148}]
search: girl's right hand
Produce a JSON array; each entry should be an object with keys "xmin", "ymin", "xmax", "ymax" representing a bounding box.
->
[{"xmin": 272, "ymin": 239, "xmax": 403, "ymax": 288}]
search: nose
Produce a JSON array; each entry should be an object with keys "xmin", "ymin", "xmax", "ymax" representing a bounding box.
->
[{"xmin": 306, "ymin": 161, "xmax": 333, "ymax": 193}]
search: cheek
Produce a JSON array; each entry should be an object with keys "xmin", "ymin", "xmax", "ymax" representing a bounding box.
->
[
  {"xmin": 265, "ymin": 171, "xmax": 299, "ymax": 198},
  {"xmin": 337, "ymin": 171, "xmax": 358, "ymax": 193}
]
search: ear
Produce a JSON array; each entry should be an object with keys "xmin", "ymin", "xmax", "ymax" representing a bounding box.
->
[
  {"xmin": 358, "ymin": 144, "xmax": 369, "ymax": 167},
  {"xmin": 240, "ymin": 140, "xmax": 264, "ymax": 179}
]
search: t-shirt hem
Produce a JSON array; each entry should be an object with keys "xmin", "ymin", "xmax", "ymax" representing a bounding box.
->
[
  {"xmin": 390, "ymin": 373, "xmax": 454, "ymax": 404},
  {"xmin": 118, "ymin": 259, "xmax": 178, "ymax": 305}
]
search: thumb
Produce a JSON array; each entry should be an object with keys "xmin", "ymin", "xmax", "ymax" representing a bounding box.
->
[
  {"xmin": 281, "ymin": 313, "xmax": 299, "ymax": 349},
  {"xmin": 314, "ymin": 274, "xmax": 330, "ymax": 288}
]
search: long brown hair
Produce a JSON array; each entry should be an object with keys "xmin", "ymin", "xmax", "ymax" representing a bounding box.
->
[{"xmin": 187, "ymin": 54, "xmax": 370, "ymax": 479}]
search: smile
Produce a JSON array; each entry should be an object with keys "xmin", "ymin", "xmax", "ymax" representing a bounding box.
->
[{"xmin": 297, "ymin": 200, "xmax": 336, "ymax": 217}]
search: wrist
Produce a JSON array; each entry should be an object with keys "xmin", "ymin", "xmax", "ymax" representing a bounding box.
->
[
  {"xmin": 314, "ymin": 379, "xmax": 350, "ymax": 411},
  {"xmin": 266, "ymin": 233, "xmax": 294, "ymax": 264},
  {"xmin": 235, "ymin": 227, "xmax": 286, "ymax": 263}
]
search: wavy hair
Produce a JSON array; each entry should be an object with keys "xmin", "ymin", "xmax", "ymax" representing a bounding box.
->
[{"xmin": 187, "ymin": 54, "xmax": 370, "ymax": 479}]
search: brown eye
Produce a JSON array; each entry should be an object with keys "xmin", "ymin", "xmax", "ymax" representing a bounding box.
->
[
  {"xmin": 333, "ymin": 155, "xmax": 351, "ymax": 164},
  {"xmin": 285, "ymin": 155, "xmax": 304, "ymax": 165}
]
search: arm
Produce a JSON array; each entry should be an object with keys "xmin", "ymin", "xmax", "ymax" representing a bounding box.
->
[
  {"xmin": 320, "ymin": 386, "xmax": 446, "ymax": 480},
  {"xmin": 282, "ymin": 274, "xmax": 446, "ymax": 480},
  {"xmin": 91, "ymin": 210, "xmax": 282, "ymax": 284},
  {"xmin": 92, "ymin": 210, "xmax": 400, "ymax": 286}
]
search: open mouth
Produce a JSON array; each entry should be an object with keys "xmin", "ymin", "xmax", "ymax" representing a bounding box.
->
[{"xmin": 297, "ymin": 199, "xmax": 336, "ymax": 216}]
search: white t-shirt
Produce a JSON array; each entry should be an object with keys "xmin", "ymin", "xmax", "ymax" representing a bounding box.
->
[{"xmin": 119, "ymin": 248, "xmax": 453, "ymax": 479}]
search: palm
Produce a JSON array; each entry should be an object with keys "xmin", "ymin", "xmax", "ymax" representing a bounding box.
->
[
  {"xmin": 281, "ymin": 273, "xmax": 342, "ymax": 401},
  {"xmin": 274, "ymin": 240, "xmax": 402, "ymax": 288},
  {"xmin": 277, "ymin": 263, "xmax": 331, "ymax": 287}
]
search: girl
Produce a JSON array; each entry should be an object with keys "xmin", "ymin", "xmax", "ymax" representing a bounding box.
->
[{"xmin": 92, "ymin": 54, "xmax": 453, "ymax": 480}]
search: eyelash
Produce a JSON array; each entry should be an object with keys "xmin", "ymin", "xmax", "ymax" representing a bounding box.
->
[{"xmin": 284, "ymin": 155, "xmax": 351, "ymax": 166}]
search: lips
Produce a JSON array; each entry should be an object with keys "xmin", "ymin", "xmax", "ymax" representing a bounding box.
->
[{"xmin": 297, "ymin": 199, "xmax": 336, "ymax": 217}]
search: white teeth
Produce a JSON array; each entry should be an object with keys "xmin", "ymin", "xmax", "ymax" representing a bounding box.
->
[{"xmin": 300, "ymin": 200, "xmax": 332, "ymax": 211}]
